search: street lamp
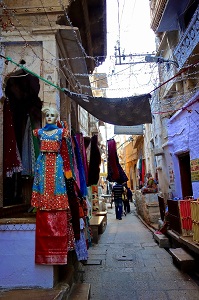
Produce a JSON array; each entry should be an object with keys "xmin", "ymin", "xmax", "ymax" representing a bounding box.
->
[{"xmin": 145, "ymin": 55, "xmax": 179, "ymax": 68}]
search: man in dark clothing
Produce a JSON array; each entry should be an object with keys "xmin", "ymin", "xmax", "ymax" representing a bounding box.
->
[
  {"xmin": 126, "ymin": 187, "xmax": 132, "ymax": 213},
  {"xmin": 112, "ymin": 182, "xmax": 125, "ymax": 220}
]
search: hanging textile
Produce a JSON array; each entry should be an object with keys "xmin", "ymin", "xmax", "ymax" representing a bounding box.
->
[
  {"xmin": 65, "ymin": 178, "xmax": 81, "ymax": 240},
  {"xmin": 67, "ymin": 209, "xmax": 75, "ymax": 252},
  {"xmin": 35, "ymin": 210, "xmax": 68, "ymax": 264},
  {"xmin": 31, "ymin": 127, "xmax": 69, "ymax": 210},
  {"xmin": 31, "ymin": 124, "xmax": 71, "ymax": 265},
  {"xmin": 74, "ymin": 217, "xmax": 88, "ymax": 261},
  {"xmin": 138, "ymin": 158, "xmax": 142, "ymax": 188},
  {"xmin": 88, "ymin": 135, "xmax": 101, "ymax": 186},
  {"xmin": 57, "ymin": 121, "xmax": 75, "ymax": 180},
  {"xmin": 64, "ymin": 89, "xmax": 152, "ymax": 126},
  {"xmin": 107, "ymin": 139, "xmax": 120, "ymax": 181},
  {"xmin": 73, "ymin": 136, "xmax": 88, "ymax": 197},
  {"xmin": 3, "ymin": 98, "xmax": 23, "ymax": 177},
  {"xmin": 21, "ymin": 116, "xmax": 35, "ymax": 176},
  {"xmin": 76, "ymin": 133, "xmax": 89, "ymax": 185},
  {"xmin": 141, "ymin": 159, "xmax": 145, "ymax": 186},
  {"xmin": 107, "ymin": 139, "xmax": 128, "ymax": 183}
]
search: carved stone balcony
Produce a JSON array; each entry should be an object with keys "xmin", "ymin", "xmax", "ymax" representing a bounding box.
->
[
  {"xmin": 174, "ymin": 6, "xmax": 199, "ymax": 69},
  {"xmin": 150, "ymin": 0, "xmax": 167, "ymax": 32}
]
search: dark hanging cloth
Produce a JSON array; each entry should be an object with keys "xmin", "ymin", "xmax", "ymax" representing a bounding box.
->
[
  {"xmin": 107, "ymin": 139, "xmax": 128, "ymax": 184},
  {"xmin": 3, "ymin": 98, "xmax": 23, "ymax": 177},
  {"xmin": 87, "ymin": 135, "xmax": 101, "ymax": 186},
  {"xmin": 65, "ymin": 178, "xmax": 80, "ymax": 240},
  {"xmin": 64, "ymin": 89, "xmax": 152, "ymax": 126},
  {"xmin": 107, "ymin": 139, "xmax": 119, "ymax": 182}
]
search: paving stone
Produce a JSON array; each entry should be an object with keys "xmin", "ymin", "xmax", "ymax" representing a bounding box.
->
[
  {"xmin": 137, "ymin": 290, "xmax": 168, "ymax": 300},
  {"xmin": 153, "ymin": 232, "xmax": 170, "ymax": 248},
  {"xmin": 167, "ymin": 289, "xmax": 199, "ymax": 300},
  {"xmin": 147, "ymin": 279, "xmax": 179, "ymax": 290},
  {"xmin": 83, "ymin": 204, "xmax": 199, "ymax": 300}
]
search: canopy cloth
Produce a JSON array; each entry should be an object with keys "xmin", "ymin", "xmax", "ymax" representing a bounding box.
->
[{"xmin": 64, "ymin": 89, "xmax": 152, "ymax": 126}]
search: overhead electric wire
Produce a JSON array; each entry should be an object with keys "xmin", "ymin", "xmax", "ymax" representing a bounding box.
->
[{"xmin": 0, "ymin": 0, "xmax": 199, "ymax": 119}]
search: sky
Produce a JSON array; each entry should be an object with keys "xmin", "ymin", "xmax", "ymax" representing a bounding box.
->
[
  {"xmin": 98, "ymin": 0, "xmax": 157, "ymax": 98},
  {"xmin": 98, "ymin": 0, "xmax": 157, "ymax": 139}
]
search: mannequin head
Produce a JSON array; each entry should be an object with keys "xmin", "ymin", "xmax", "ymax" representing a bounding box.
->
[{"xmin": 42, "ymin": 106, "xmax": 59, "ymax": 125}]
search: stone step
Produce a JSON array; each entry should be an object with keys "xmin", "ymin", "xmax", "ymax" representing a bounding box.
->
[
  {"xmin": 69, "ymin": 283, "xmax": 91, "ymax": 300},
  {"xmin": 149, "ymin": 212, "xmax": 161, "ymax": 223},
  {"xmin": 169, "ymin": 248, "xmax": 195, "ymax": 272},
  {"xmin": 153, "ymin": 231, "xmax": 170, "ymax": 248}
]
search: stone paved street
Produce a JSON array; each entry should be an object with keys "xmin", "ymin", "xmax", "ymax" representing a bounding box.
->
[{"xmin": 83, "ymin": 203, "xmax": 199, "ymax": 300}]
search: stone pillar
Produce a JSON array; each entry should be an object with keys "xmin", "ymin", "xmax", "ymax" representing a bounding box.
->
[{"xmin": 42, "ymin": 38, "xmax": 60, "ymax": 115}]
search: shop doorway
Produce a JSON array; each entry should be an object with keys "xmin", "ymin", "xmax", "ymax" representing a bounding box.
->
[
  {"xmin": 3, "ymin": 70, "xmax": 42, "ymax": 206},
  {"xmin": 178, "ymin": 152, "xmax": 193, "ymax": 198}
]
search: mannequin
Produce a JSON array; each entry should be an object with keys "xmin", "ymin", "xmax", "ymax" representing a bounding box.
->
[{"xmin": 31, "ymin": 106, "xmax": 71, "ymax": 264}]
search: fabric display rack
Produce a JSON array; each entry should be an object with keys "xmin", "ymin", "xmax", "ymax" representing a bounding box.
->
[
  {"xmin": 168, "ymin": 198, "xmax": 199, "ymax": 244},
  {"xmin": 179, "ymin": 198, "xmax": 193, "ymax": 236},
  {"xmin": 191, "ymin": 200, "xmax": 199, "ymax": 243}
]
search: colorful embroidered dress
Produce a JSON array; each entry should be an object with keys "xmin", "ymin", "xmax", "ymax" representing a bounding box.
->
[
  {"xmin": 31, "ymin": 125, "xmax": 72, "ymax": 264},
  {"xmin": 31, "ymin": 126, "xmax": 69, "ymax": 210}
]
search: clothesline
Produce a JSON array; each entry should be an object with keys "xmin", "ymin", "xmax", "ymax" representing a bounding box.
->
[
  {"xmin": 1, "ymin": 54, "xmax": 194, "ymax": 100},
  {"xmin": 1, "ymin": 54, "xmax": 197, "ymax": 126}
]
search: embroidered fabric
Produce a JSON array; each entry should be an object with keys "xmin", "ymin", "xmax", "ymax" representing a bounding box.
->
[{"xmin": 31, "ymin": 127, "xmax": 69, "ymax": 210}]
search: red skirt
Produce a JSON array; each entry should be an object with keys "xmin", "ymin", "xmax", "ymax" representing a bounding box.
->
[{"xmin": 35, "ymin": 210, "xmax": 68, "ymax": 265}]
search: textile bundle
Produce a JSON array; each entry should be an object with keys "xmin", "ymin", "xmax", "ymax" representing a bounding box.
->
[{"xmin": 107, "ymin": 139, "xmax": 128, "ymax": 183}]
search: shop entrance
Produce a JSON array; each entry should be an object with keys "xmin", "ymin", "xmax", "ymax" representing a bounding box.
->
[
  {"xmin": 178, "ymin": 152, "xmax": 193, "ymax": 198},
  {"xmin": 3, "ymin": 70, "xmax": 42, "ymax": 206}
]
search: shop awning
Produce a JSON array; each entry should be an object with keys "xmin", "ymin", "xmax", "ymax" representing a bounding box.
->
[
  {"xmin": 57, "ymin": 27, "xmax": 93, "ymax": 96},
  {"xmin": 64, "ymin": 89, "xmax": 152, "ymax": 126}
]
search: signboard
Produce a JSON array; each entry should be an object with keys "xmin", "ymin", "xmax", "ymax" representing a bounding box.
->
[
  {"xmin": 114, "ymin": 125, "xmax": 144, "ymax": 135},
  {"xmin": 190, "ymin": 158, "xmax": 199, "ymax": 181}
]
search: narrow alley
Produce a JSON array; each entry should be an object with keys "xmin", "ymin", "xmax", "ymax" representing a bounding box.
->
[{"xmin": 83, "ymin": 203, "xmax": 199, "ymax": 300}]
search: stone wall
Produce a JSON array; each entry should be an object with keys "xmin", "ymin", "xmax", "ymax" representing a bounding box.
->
[{"xmin": 135, "ymin": 190, "xmax": 160, "ymax": 224}]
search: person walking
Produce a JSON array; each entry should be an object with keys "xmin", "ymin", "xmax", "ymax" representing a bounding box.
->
[
  {"xmin": 126, "ymin": 186, "xmax": 132, "ymax": 213},
  {"xmin": 112, "ymin": 182, "xmax": 125, "ymax": 220},
  {"xmin": 122, "ymin": 186, "xmax": 128, "ymax": 216}
]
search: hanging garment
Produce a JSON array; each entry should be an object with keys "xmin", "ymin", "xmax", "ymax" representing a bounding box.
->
[
  {"xmin": 107, "ymin": 139, "xmax": 120, "ymax": 182},
  {"xmin": 82, "ymin": 198, "xmax": 92, "ymax": 249},
  {"xmin": 67, "ymin": 209, "xmax": 75, "ymax": 252},
  {"xmin": 85, "ymin": 216, "xmax": 92, "ymax": 249},
  {"xmin": 31, "ymin": 126, "xmax": 69, "ymax": 210},
  {"xmin": 35, "ymin": 210, "xmax": 68, "ymax": 264},
  {"xmin": 76, "ymin": 133, "xmax": 89, "ymax": 185},
  {"xmin": 57, "ymin": 121, "xmax": 76, "ymax": 180},
  {"xmin": 141, "ymin": 159, "xmax": 145, "ymax": 185},
  {"xmin": 71, "ymin": 137, "xmax": 81, "ymax": 189},
  {"xmin": 65, "ymin": 178, "xmax": 80, "ymax": 240},
  {"xmin": 64, "ymin": 89, "xmax": 152, "ymax": 126},
  {"xmin": 3, "ymin": 98, "xmax": 23, "ymax": 177},
  {"xmin": 73, "ymin": 136, "xmax": 88, "ymax": 197},
  {"xmin": 74, "ymin": 218, "xmax": 88, "ymax": 261},
  {"xmin": 21, "ymin": 116, "xmax": 36, "ymax": 176},
  {"xmin": 107, "ymin": 139, "xmax": 128, "ymax": 183},
  {"xmin": 88, "ymin": 135, "xmax": 101, "ymax": 186}
]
